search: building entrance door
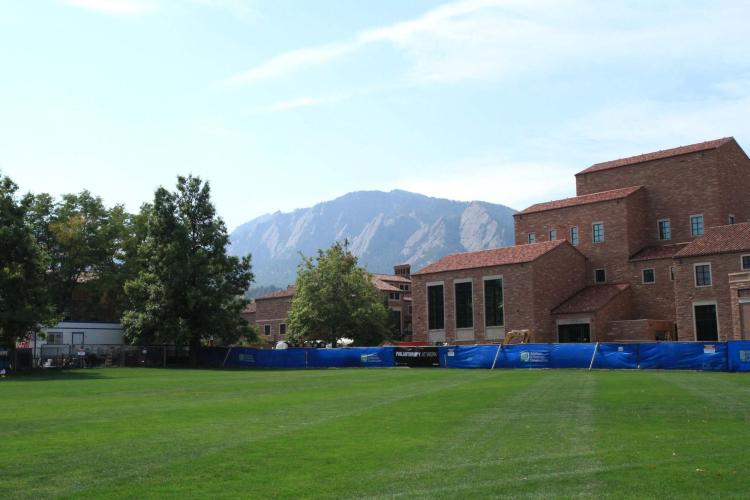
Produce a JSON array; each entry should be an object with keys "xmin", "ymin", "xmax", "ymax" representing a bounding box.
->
[
  {"xmin": 557, "ymin": 323, "xmax": 591, "ymax": 343},
  {"xmin": 694, "ymin": 304, "xmax": 718, "ymax": 341}
]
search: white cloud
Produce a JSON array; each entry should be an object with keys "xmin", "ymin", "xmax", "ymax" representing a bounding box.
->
[
  {"xmin": 63, "ymin": 0, "xmax": 152, "ymax": 15},
  {"xmin": 393, "ymin": 157, "xmax": 578, "ymax": 211},
  {"xmin": 226, "ymin": 0, "xmax": 750, "ymax": 86}
]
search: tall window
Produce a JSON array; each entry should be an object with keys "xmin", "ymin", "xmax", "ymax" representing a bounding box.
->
[
  {"xmin": 280, "ymin": 324, "xmax": 286, "ymax": 336},
  {"xmin": 729, "ymin": 214, "xmax": 736, "ymax": 225},
  {"xmin": 427, "ymin": 284, "xmax": 444, "ymax": 330},
  {"xmin": 670, "ymin": 266, "xmax": 675, "ymax": 281},
  {"xmin": 570, "ymin": 226, "xmax": 579, "ymax": 246},
  {"xmin": 691, "ymin": 215, "xmax": 704, "ymax": 236},
  {"xmin": 695, "ymin": 264, "xmax": 712, "ymax": 287},
  {"xmin": 742, "ymin": 255, "xmax": 750, "ymax": 270},
  {"xmin": 454, "ymin": 281, "xmax": 473, "ymax": 329},
  {"xmin": 592, "ymin": 222, "xmax": 604, "ymax": 243},
  {"xmin": 484, "ymin": 278, "xmax": 504, "ymax": 327},
  {"xmin": 263, "ymin": 324, "xmax": 271, "ymax": 336},
  {"xmin": 527, "ymin": 232, "xmax": 536, "ymax": 244},
  {"xmin": 549, "ymin": 229, "xmax": 557, "ymax": 241},
  {"xmin": 658, "ymin": 219, "xmax": 671, "ymax": 240}
]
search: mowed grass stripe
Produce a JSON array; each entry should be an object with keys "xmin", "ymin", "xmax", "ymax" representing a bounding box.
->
[
  {"xmin": 3, "ymin": 369, "xmax": 750, "ymax": 499},
  {"xmin": 591, "ymin": 371, "xmax": 750, "ymax": 498}
]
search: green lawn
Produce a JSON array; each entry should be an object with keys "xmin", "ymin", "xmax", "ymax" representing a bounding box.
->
[{"xmin": 2, "ymin": 368, "xmax": 749, "ymax": 499}]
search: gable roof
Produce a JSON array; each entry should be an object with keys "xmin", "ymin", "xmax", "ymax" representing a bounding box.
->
[
  {"xmin": 255, "ymin": 286, "xmax": 296, "ymax": 300},
  {"xmin": 629, "ymin": 243, "xmax": 689, "ymax": 262},
  {"xmin": 414, "ymin": 240, "xmax": 567, "ymax": 275},
  {"xmin": 552, "ymin": 284, "xmax": 630, "ymax": 315},
  {"xmin": 577, "ymin": 137, "xmax": 734, "ymax": 176},
  {"xmin": 516, "ymin": 186, "xmax": 642, "ymax": 215},
  {"xmin": 241, "ymin": 302, "xmax": 256, "ymax": 314},
  {"xmin": 373, "ymin": 273, "xmax": 410, "ymax": 284},
  {"xmin": 675, "ymin": 223, "xmax": 750, "ymax": 258},
  {"xmin": 371, "ymin": 276, "xmax": 401, "ymax": 293}
]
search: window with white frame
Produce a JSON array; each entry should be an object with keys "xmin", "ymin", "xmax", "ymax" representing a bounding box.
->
[
  {"xmin": 742, "ymin": 255, "xmax": 750, "ymax": 270},
  {"xmin": 670, "ymin": 266, "xmax": 675, "ymax": 281},
  {"xmin": 658, "ymin": 219, "xmax": 671, "ymax": 240},
  {"xmin": 527, "ymin": 232, "xmax": 536, "ymax": 244},
  {"xmin": 642, "ymin": 268, "xmax": 655, "ymax": 284},
  {"xmin": 592, "ymin": 222, "xmax": 604, "ymax": 243},
  {"xmin": 263, "ymin": 324, "xmax": 271, "ymax": 336},
  {"xmin": 279, "ymin": 324, "xmax": 286, "ymax": 336},
  {"xmin": 570, "ymin": 226, "xmax": 579, "ymax": 246},
  {"xmin": 691, "ymin": 215, "xmax": 704, "ymax": 236},
  {"xmin": 548, "ymin": 229, "xmax": 557, "ymax": 241},
  {"xmin": 594, "ymin": 269, "xmax": 606, "ymax": 284},
  {"xmin": 695, "ymin": 263, "xmax": 712, "ymax": 287}
]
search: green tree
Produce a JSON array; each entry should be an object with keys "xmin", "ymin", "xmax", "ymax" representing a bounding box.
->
[
  {"xmin": 0, "ymin": 175, "xmax": 58, "ymax": 351},
  {"xmin": 25, "ymin": 190, "xmax": 130, "ymax": 320},
  {"xmin": 122, "ymin": 175, "xmax": 254, "ymax": 362},
  {"xmin": 287, "ymin": 241, "xmax": 390, "ymax": 346}
]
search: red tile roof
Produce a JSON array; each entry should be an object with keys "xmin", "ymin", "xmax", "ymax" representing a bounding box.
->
[
  {"xmin": 675, "ymin": 223, "xmax": 750, "ymax": 258},
  {"xmin": 629, "ymin": 243, "xmax": 689, "ymax": 262},
  {"xmin": 372, "ymin": 273, "xmax": 410, "ymax": 284},
  {"xmin": 414, "ymin": 240, "xmax": 567, "ymax": 275},
  {"xmin": 371, "ymin": 276, "xmax": 401, "ymax": 293},
  {"xmin": 552, "ymin": 284, "xmax": 630, "ymax": 315},
  {"xmin": 241, "ymin": 302, "xmax": 256, "ymax": 314},
  {"xmin": 255, "ymin": 286, "xmax": 296, "ymax": 300},
  {"xmin": 577, "ymin": 137, "xmax": 734, "ymax": 176},
  {"xmin": 517, "ymin": 186, "xmax": 642, "ymax": 215}
]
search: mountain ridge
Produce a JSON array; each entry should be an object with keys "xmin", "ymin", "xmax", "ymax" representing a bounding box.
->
[{"xmin": 229, "ymin": 189, "xmax": 517, "ymax": 287}]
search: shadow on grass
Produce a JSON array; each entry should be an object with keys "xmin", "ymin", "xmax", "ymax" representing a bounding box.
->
[{"xmin": 5, "ymin": 369, "xmax": 109, "ymax": 382}]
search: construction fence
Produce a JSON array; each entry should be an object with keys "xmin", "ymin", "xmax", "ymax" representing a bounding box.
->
[
  {"xmin": 199, "ymin": 341, "xmax": 750, "ymax": 372},
  {"xmin": 6, "ymin": 344, "xmax": 190, "ymax": 370}
]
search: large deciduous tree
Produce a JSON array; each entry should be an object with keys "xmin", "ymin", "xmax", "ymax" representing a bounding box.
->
[
  {"xmin": 287, "ymin": 241, "xmax": 390, "ymax": 346},
  {"xmin": 122, "ymin": 175, "xmax": 254, "ymax": 361},
  {"xmin": 0, "ymin": 175, "xmax": 57, "ymax": 349}
]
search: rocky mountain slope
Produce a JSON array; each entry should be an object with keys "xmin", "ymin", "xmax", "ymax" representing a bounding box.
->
[{"xmin": 229, "ymin": 190, "xmax": 516, "ymax": 287}]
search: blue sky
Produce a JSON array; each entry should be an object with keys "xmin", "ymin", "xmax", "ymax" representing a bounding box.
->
[{"xmin": 1, "ymin": 0, "xmax": 749, "ymax": 230}]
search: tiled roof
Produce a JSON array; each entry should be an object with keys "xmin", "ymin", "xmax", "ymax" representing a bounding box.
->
[
  {"xmin": 552, "ymin": 284, "xmax": 630, "ymax": 315},
  {"xmin": 577, "ymin": 137, "xmax": 734, "ymax": 175},
  {"xmin": 414, "ymin": 240, "xmax": 567, "ymax": 275},
  {"xmin": 517, "ymin": 186, "xmax": 642, "ymax": 215},
  {"xmin": 629, "ymin": 243, "xmax": 689, "ymax": 262},
  {"xmin": 241, "ymin": 302, "xmax": 256, "ymax": 314},
  {"xmin": 371, "ymin": 276, "xmax": 401, "ymax": 293},
  {"xmin": 255, "ymin": 286, "xmax": 296, "ymax": 300},
  {"xmin": 675, "ymin": 223, "xmax": 750, "ymax": 258},
  {"xmin": 373, "ymin": 273, "xmax": 410, "ymax": 284}
]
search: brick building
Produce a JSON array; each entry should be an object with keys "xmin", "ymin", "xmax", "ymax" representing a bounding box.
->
[
  {"xmin": 248, "ymin": 266, "xmax": 413, "ymax": 344},
  {"xmin": 412, "ymin": 137, "xmax": 750, "ymax": 344}
]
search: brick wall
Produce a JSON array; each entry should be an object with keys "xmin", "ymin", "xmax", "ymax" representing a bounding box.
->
[
  {"xmin": 673, "ymin": 252, "xmax": 749, "ymax": 340},
  {"xmin": 605, "ymin": 319, "xmax": 674, "ymax": 342},
  {"xmin": 531, "ymin": 243, "xmax": 588, "ymax": 341},
  {"xmin": 514, "ymin": 194, "xmax": 642, "ymax": 285},
  {"xmin": 255, "ymin": 296, "xmax": 292, "ymax": 343},
  {"xmin": 412, "ymin": 243, "xmax": 586, "ymax": 344},
  {"xmin": 717, "ymin": 141, "xmax": 750, "ymax": 224},
  {"xmin": 626, "ymin": 258, "xmax": 676, "ymax": 321},
  {"xmin": 575, "ymin": 149, "xmax": 725, "ymax": 246}
]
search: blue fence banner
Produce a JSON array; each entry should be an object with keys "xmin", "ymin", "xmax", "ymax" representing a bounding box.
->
[
  {"xmin": 727, "ymin": 341, "xmax": 750, "ymax": 372},
  {"xmin": 198, "ymin": 342, "xmax": 750, "ymax": 372}
]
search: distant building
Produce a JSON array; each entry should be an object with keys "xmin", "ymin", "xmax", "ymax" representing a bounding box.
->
[
  {"xmin": 412, "ymin": 137, "xmax": 750, "ymax": 343},
  {"xmin": 247, "ymin": 265, "xmax": 413, "ymax": 343}
]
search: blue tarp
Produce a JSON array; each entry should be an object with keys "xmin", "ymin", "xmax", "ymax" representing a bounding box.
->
[
  {"xmin": 727, "ymin": 341, "xmax": 750, "ymax": 372},
  {"xmin": 198, "ymin": 342, "xmax": 750, "ymax": 372}
]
